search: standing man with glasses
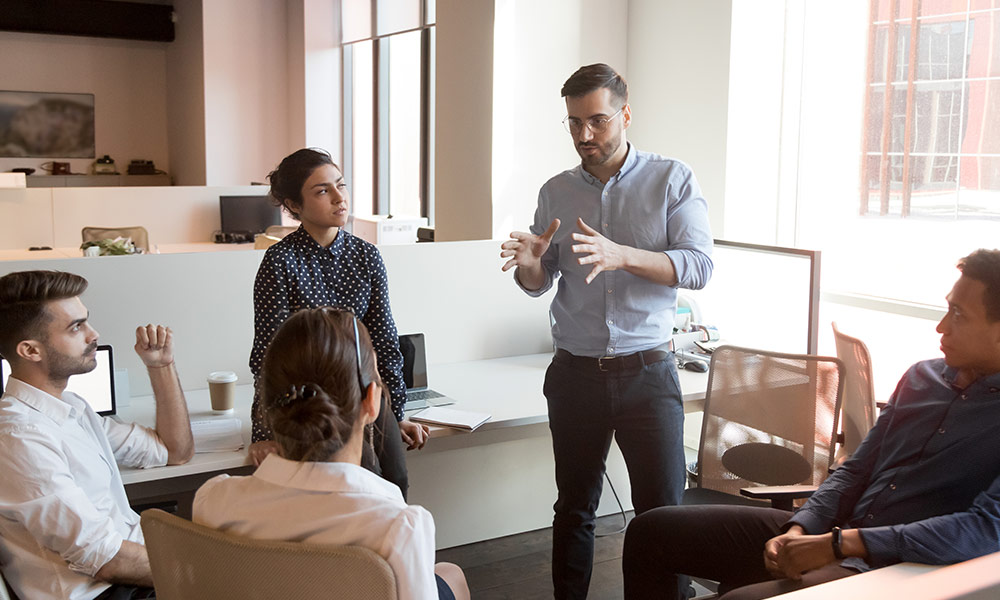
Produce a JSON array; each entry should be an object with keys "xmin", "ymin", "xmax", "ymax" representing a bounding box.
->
[{"xmin": 500, "ymin": 63, "xmax": 713, "ymax": 598}]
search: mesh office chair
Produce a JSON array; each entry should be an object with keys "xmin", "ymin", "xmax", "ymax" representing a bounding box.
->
[
  {"xmin": 81, "ymin": 226, "xmax": 150, "ymax": 252},
  {"xmin": 831, "ymin": 323, "xmax": 878, "ymax": 465},
  {"xmin": 684, "ymin": 345, "xmax": 845, "ymax": 511},
  {"xmin": 141, "ymin": 509, "xmax": 398, "ymax": 600}
]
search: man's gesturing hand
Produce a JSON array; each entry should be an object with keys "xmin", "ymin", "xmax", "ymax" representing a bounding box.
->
[
  {"xmin": 572, "ymin": 218, "xmax": 628, "ymax": 284},
  {"xmin": 135, "ymin": 324, "xmax": 174, "ymax": 368},
  {"xmin": 501, "ymin": 218, "xmax": 561, "ymax": 272}
]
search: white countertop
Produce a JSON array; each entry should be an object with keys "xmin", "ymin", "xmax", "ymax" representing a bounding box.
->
[{"xmin": 119, "ymin": 352, "xmax": 709, "ymax": 485}]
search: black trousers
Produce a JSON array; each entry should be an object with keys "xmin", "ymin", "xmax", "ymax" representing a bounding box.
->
[
  {"xmin": 545, "ymin": 353, "xmax": 686, "ymax": 599},
  {"xmin": 622, "ymin": 505, "xmax": 858, "ymax": 600}
]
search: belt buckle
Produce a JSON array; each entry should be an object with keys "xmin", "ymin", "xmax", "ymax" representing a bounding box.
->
[{"xmin": 598, "ymin": 356, "xmax": 615, "ymax": 372}]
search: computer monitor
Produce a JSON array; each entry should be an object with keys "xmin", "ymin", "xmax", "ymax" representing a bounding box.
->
[
  {"xmin": 219, "ymin": 195, "xmax": 282, "ymax": 235},
  {"xmin": 684, "ymin": 240, "xmax": 821, "ymax": 355},
  {"xmin": 0, "ymin": 345, "xmax": 117, "ymax": 416}
]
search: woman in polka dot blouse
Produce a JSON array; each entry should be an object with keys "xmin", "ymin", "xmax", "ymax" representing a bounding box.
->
[{"xmin": 248, "ymin": 148, "xmax": 428, "ymax": 497}]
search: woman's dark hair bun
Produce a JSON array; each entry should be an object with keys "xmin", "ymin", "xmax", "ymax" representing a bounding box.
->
[{"xmin": 267, "ymin": 148, "xmax": 337, "ymax": 220}]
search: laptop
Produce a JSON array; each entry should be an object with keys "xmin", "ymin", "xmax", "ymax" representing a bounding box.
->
[
  {"xmin": 399, "ymin": 333, "xmax": 455, "ymax": 411},
  {"xmin": 1, "ymin": 345, "xmax": 117, "ymax": 416}
]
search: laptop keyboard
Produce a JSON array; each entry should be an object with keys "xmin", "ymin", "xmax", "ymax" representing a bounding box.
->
[{"xmin": 407, "ymin": 389, "xmax": 445, "ymax": 401}]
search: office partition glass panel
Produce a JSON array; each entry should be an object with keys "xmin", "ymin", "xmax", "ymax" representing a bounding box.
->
[{"xmin": 684, "ymin": 242, "xmax": 819, "ymax": 355}]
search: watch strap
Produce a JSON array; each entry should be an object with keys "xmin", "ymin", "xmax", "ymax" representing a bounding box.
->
[{"xmin": 831, "ymin": 526, "xmax": 845, "ymax": 559}]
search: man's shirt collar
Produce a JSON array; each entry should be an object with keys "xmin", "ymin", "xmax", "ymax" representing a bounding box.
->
[{"xmin": 2, "ymin": 377, "xmax": 79, "ymax": 423}]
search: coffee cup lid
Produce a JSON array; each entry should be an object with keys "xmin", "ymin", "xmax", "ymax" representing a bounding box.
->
[{"xmin": 207, "ymin": 371, "xmax": 238, "ymax": 383}]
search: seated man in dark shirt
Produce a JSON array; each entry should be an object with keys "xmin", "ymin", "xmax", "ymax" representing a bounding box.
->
[{"xmin": 622, "ymin": 248, "xmax": 1000, "ymax": 600}]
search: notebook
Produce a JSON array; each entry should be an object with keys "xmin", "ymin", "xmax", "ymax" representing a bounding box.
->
[
  {"xmin": 410, "ymin": 406, "xmax": 491, "ymax": 431},
  {"xmin": 1, "ymin": 345, "xmax": 117, "ymax": 416},
  {"xmin": 399, "ymin": 333, "xmax": 455, "ymax": 411}
]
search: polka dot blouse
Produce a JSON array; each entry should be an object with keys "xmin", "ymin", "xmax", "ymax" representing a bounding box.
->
[{"xmin": 250, "ymin": 226, "xmax": 406, "ymax": 442}]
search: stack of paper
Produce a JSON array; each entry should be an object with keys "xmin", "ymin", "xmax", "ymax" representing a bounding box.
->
[
  {"xmin": 191, "ymin": 417, "xmax": 245, "ymax": 453},
  {"xmin": 411, "ymin": 406, "xmax": 491, "ymax": 431}
]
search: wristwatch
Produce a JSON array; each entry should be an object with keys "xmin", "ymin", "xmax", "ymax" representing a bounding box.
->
[{"xmin": 831, "ymin": 526, "xmax": 845, "ymax": 559}]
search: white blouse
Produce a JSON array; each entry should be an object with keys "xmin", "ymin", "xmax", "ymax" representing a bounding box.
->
[
  {"xmin": 193, "ymin": 454, "xmax": 438, "ymax": 600},
  {"xmin": 0, "ymin": 377, "xmax": 168, "ymax": 600}
]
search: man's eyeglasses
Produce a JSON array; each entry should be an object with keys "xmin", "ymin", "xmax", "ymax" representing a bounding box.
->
[{"xmin": 562, "ymin": 108, "xmax": 623, "ymax": 135}]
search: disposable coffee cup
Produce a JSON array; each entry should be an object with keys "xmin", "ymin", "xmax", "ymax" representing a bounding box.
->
[{"xmin": 207, "ymin": 371, "xmax": 238, "ymax": 412}]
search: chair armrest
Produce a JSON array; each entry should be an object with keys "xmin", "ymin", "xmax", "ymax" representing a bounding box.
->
[{"xmin": 740, "ymin": 485, "xmax": 818, "ymax": 511}]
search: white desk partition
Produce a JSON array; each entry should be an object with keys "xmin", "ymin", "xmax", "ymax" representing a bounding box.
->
[{"xmin": 0, "ymin": 240, "xmax": 552, "ymax": 398}]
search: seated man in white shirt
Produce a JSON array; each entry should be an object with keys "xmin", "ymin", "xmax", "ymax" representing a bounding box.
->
[{"xmin": 0, "ymin": 270, "xmax": 195, "ymax": 600}]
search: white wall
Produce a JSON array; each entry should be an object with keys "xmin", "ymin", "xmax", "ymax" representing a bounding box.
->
[
  {"xmin": 625, "ymin": 0, "xmax": 732, "ymax": 237},
  {"xmin": 491, "ymin": 0, "xmax": 628, "ymax": 240},
  {"xmin": 166, "ymin": 0, "xmax": 208, "ymax": 186},
  {"xmin": 0, "ymin": 32, "xmax": 171, "ymax": 178},
  {"xmin": 202, "ymin": 0, "xmax": 292, "ymax": 186}
]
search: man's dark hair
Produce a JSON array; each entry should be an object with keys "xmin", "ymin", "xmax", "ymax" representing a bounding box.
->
[
  {"xmin": 0, "ymin": 271, "xmax": 88, "ymax": 362},
  {"xmin": 957, "ymin": 249, "xmax": 1000, "ymax": 322},
  {"xmin": 561, "ymin": 63, "xmax": 628, "ymax": 106}
]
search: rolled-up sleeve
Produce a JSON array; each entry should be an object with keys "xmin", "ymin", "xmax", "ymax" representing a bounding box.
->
[
  {"xmin": 102, "ymin": 418, "xmax": 167, "ymax": 469},
  {"xmin": 0, "ymin": 431, "xmax": 124, "ymax": 576},
  {"xmin": 664, "ymin": 165, "xmax": 713, "ymax": 290},
  {"xmin": 514, "ymin": 191, "xmax": 559, "ymax": 297}
]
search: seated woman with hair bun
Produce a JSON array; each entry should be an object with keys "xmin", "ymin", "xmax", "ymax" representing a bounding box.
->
[{"xmin": 194, "ymin": 308, "xmax": 469, "ymax": 600}]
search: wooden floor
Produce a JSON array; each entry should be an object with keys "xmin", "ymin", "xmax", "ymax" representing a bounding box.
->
[{"xmin": 437, "ymin": 512, "xmax": 633, "ymax": 599}]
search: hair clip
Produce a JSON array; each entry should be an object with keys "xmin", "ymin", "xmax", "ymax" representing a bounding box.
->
[{"xmin": 270, "ymin": 383, "xmax": 317, "ymax": 408}]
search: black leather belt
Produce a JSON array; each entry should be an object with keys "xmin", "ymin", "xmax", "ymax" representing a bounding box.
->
[{"xmin": 555, "ymin": 348, "xmax": 670, "ymax": 372}]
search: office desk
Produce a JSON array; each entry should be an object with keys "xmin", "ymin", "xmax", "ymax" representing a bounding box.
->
[
  {"xmin": 120, "ymin": 352, "xmax": 709, "ymax": 525},
  {"xmin": 119, "ymin": 386, "xmax": 254, "ymax": 518},
  {"xmin": 0, "ymin": 243, "xmax": 254, "ymax": 262},
  {"xmin": 771, "ymin": 562, "xmax": 941, "ymax": 599}
]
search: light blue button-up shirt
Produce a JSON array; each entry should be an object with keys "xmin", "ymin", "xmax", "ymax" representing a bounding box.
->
[{"xmin": 518, "ymin": 144, "xmax": 713, "ymax": 358}]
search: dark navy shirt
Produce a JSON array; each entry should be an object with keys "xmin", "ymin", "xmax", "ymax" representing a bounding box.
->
[
  {"xmin": 250, "ymin": 227, "xmax": 406, "ymax": 443},
  {"xmin": 789, "ymin": 359, "xmax": 1000, "ymax": 570}
]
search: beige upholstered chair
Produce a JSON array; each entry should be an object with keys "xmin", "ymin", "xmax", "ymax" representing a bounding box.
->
[
  {"xmin": 0, "ymin": 569, "xmax": 13, "ymax": 600},
  {"xmin": 140, "ymin": 509, "xmax": 398, "ymax": 600},
  {"xmin": 831, "ymin": 322, "xmax": 878, "ymax": 465},
  {"xmin": 683, "ymin": 345, "xmax": 845, "ymax": 511},
  {"xmin": 81, "ymin": 226, "xmax": 150, "ymax": 252}
]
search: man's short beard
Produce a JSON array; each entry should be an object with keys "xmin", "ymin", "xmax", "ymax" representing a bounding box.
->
[{"xmin": 47, "ymin": 342, "xmax": 98, "ymax": 381}]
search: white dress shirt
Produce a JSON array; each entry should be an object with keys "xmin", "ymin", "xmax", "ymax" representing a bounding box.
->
[
  {"xmin": 193, "ymin": 454, "xmax": 438, "ymax": 600},
  {"xmin": 0, "ymin": 377, "xmax": 168, "ymax": 600}
]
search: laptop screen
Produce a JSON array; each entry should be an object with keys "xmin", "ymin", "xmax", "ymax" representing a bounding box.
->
[
  {"xmin": 398, "ymin": 333, "xmax": 428, "ymax": 391},
  {"xmin": 1, "ymin": 345, "xmax": 117, "ymax": 416}
]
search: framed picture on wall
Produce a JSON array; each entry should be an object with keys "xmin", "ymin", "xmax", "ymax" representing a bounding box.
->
[{"xmin": 0, "ymin": 91, "xmax": 96, "ymax": 158}]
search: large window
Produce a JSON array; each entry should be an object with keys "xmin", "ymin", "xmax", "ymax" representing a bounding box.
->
[
  {"xmin": 725, "ymin": 1, "xmax": 999, "ymax": 399},
  {"xmin": 341, "ymin": 0, "xmax": 435, "ymax": 221},
  {"xmin": 863, "ymin": 1, "xmax": 1000, "ymax": 219}
]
